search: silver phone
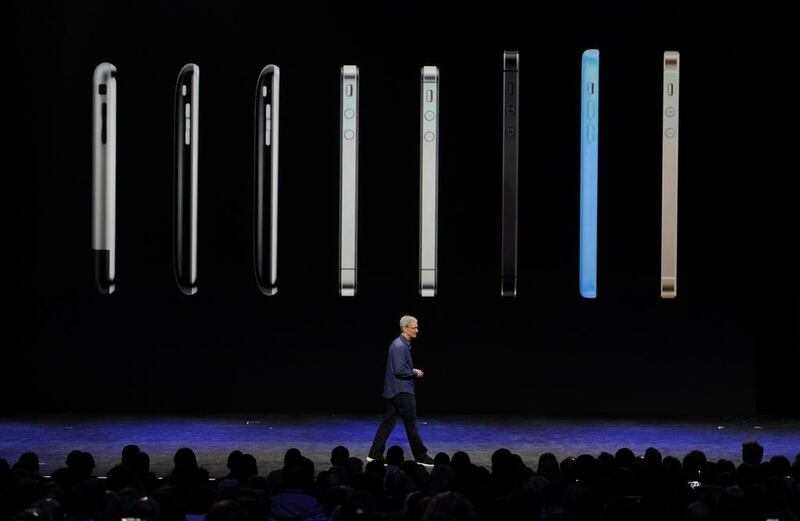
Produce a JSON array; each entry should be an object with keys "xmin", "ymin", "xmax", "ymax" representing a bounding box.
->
[
  {"xmin": 661, "ymin": 52, "xmax": 679, "ymax": 299},
  {"xmin": 420, "ymin": 66, "xmax": 439, "ymax": 297},
  {"xmin": 254, "ymin": 65, "xmax": 279, "ymax": 296},
  {"xmin": 339, "ymin": 65, "xmax": 359, "ymax": 296},
  {"xmin": 92, "ymin": 62, "xmax": 117, "ymax": 294},
  {"xmin": 173, "ymin": 64, "xmax": 199, "ymax": 295}
]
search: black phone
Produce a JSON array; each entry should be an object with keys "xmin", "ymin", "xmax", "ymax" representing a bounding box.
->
[
  {"xmin": 254, "ymin": 65, "xmax": 280, "ymax": 296},
  {"xmin": 173, "ymin": 64, "xmax": 200, "ymax": 295},
  {"xmin": 501, "ymin": 51, "xmax": 519, "ymax": 297}
]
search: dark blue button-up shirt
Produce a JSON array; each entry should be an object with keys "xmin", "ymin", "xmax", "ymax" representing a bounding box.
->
[{"xmin": 383, "ymin": 335, "xmax": 417, "ymax": 398}]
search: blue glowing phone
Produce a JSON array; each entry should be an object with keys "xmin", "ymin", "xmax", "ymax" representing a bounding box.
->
[{"xmin": 579, "ymin": 50, "xmax": 599, "ymax": 299}]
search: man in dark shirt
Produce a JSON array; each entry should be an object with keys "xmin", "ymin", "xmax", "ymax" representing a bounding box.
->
[{"xmin": 367, "ymin": 315, "xmax": 435, "ymax": 465}]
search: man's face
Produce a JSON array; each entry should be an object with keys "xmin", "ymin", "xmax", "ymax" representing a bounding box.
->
[{"xmin": 403, "ymin": 320, "xmax": 419, "ymax": 340}]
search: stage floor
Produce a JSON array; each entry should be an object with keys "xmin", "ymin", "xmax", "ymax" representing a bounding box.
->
[{"xmin": 1, "ymin": 415, "xmax": 798, "ymax": 477}]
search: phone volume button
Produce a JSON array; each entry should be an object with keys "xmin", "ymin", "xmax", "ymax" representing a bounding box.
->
[
  {"xmin": 185, "ymin": 103, "xmax": 191, "ymax": 145},
  {"xmin": 101, "ymin": 102, "xmax": 107, "ymax": 145}
]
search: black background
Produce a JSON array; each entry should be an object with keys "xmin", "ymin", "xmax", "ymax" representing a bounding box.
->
[{"xmin": 8, "ymin": 2, "xmax": 798, "ymax": 416}]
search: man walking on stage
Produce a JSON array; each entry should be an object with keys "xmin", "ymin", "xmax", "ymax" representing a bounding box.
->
[{"xmin": 367, "ymin": 315, "xmax": 435, "ymax": 466}]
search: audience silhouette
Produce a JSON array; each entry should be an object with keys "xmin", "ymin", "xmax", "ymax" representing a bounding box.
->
[{"xmin": 1, "ymin": 441, "xmax": 798, "ymax": 521}]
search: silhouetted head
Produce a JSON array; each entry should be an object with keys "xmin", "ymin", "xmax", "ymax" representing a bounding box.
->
[
  {"xmin": 537, "ymin": 452, "xmax": 560, "ymax": 480},
  {"xmin": 283, "ymin": 448, "xmax": 302, "ymax": 467},
  {"xmin": 742, "ymin": 440, "xmax": 764, "ymax": 466},
  {"xmin": 67, "ymin": 451, "xmax": 95, "ymax": 480},
  {"xmin": 451, "ymin": 451, "xmax": 471, "ymax": 473},
  {"xmin": 174, "ymin": 447, "xmax": 198, "ymax": 468},
  {"xmin": 683, "ymin": 450, "xmax": 707, "ymax": 479},
  {"xmin": 346, "ymin": 456, "xmax": 363, "ymax": 477},
  {"xmin": 491, "ymin": 448, "xmax": 516, "ymax": 482},
  {"xmin": 560, "ymin": 457, "xmax": 577, "ymax": 482},
  {"xmin": 769, "ymin": 455, "xmax": 792, "ymax": 477},
  {"xmin": 433, "ymin": 452, "xmax": 450, "ymax": 466},
  {"xmin": 598, "ymin": 452, "xmax": 615, "ymax": 467},
  {"xmin": 331, "ymin": 445, "xmax": 349, "ymax": 467},
  {"xmin": 615, "ymin": 447, "xmax": 636, "ymax": 470},
  {"xmin": 66, "ymin": 450, "xmax": 83, "ymax": 470},
  {"xmin": 122, "ymin": 445, "xmax": 141, "ymax": 467},
  {"xmin": 15, "ymin": 452, "xmax": 40, "ymax": 474},
  {"xmin": 645, "ymin": 447, "xmax": 663, "ymax": 465},
  {"xmin": 717, "ymin": 458, "xmax": 736, "ymax": 477},
  {"xmin": 364, "ymin": 459, "xmax": 387, "ymax": 481},
  {"xmin": 135, "ymin": 451, "xmax": 150, "ymax": 476},
  {"xmin": 386, "ymin": 445, "xmax": 405, "ymax": 466},
  {"xmin": 226, "ymin": 450, "xmax": 243, "ymax": 475},
  {"xmin": 240, "ymin": 454, "xmax": 258, "ymax": 481}
]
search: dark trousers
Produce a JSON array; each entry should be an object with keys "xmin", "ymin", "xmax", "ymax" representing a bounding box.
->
[{"xmin": 368, "ymin": 392, "xmax": 428, "ymax": 459}]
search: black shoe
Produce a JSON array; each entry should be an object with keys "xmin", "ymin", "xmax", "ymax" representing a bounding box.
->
[{"xmin": 415, "ymin": 454, "xmax": 435, "ymax": 466}]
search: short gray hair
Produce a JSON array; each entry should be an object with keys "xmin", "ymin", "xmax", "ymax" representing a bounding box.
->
[{"xmin": 399, "ymin": 315, "xmax": 417, "ymax": 331}]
